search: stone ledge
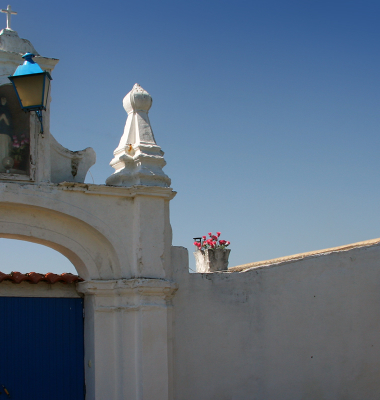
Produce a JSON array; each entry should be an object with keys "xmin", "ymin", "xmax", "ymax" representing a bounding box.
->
[
  {"xmin": 0, "ymin": 181, "xmax": 176, "ymax": 199},
  {"xmin": 59, "ymin": 182, "xmax": 176, "ymax": 198},
  {"xmin": 77, "ymin": 278, "xmax": 178, "ymax": 299}
]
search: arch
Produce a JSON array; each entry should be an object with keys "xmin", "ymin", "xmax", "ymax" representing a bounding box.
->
[{"xmin": 0, "ymin": 203, "xmax": 121, "ymax": 280}]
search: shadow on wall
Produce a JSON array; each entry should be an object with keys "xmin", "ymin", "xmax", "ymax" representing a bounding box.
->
[{"xmin": 0, "ymin": 238, "xmax": 77, "ymax": 275}]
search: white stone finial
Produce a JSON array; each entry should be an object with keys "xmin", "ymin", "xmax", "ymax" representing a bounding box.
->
[
  {"xmin": 1, "ymin": 5, "xmax": 17, "ymax": 30},
  {"xmin": 124, "ymin": 83, "xmax": 152, "ymax": 114},
  {"xmin": 106, "ymin": 84, "xmax": 171, "ymax": 187}
]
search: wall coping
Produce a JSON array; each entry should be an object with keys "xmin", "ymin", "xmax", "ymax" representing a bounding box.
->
[{"xmin": 230, "ymin": 237, "xmax": 380, "ymax": 272}]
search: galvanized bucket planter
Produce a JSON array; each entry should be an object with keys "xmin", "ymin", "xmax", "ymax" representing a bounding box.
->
[{"xmin": 194, "ymin": 248, "xmax": 231, "ymax": 273}]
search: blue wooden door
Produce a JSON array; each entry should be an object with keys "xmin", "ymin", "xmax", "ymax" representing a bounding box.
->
[{"xmin": 0, "ymin": 297, "xmax": 85, "ymax": 399}]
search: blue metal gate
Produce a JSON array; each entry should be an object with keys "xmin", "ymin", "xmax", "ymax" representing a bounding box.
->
[{"xmin": 0, "ymin": 297, "xmax": 85, "ymax": 399}]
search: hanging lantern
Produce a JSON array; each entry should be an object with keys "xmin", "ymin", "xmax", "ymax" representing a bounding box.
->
[{"xmin": 8, "ymin": 52, "xmax": 52, "ymax": 133}]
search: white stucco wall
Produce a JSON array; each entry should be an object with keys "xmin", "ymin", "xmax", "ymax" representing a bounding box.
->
[{"xmin": 171, "ymin": 244, "xmax": 380, "ymax": 400}]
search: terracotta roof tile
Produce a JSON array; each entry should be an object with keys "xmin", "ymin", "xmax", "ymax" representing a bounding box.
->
[{"xmin": 0, "ymin": 271, "xmax": 83, "ymax": 284}]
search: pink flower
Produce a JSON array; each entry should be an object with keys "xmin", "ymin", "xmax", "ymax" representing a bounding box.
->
[
  {"xmin": 226, "ymin": 241, "xmax": 230, "ymax": 245},
  {"xmin": 193, "ymin": 232, "xmax": 230, "ymax": 251}
]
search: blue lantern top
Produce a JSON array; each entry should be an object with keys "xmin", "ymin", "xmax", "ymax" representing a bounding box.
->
[{"xmin": 12, "ymin": 53, "xmax": 44, "ymax": 76}]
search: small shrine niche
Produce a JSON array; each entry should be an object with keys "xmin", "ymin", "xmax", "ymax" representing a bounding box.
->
[
  {"xmin": 0, "ymin": 84, "xmax": 30, "ymax": 176},
  {"xmin": 0, "ymin": 16, "xmax": 95, "ymax": 184}
]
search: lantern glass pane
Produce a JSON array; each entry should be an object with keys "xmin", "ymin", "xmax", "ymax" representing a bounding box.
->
[
  {"xmin": 12, "ymin": 73, "xmax": 45, "ymax": 109},
  {"xmin": 43, "ymin": 75, "xmax": 50, "ymax": 109}
]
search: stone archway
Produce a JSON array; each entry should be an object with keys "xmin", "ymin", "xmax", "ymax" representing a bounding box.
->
[
  {"xmin": 0, "ymin": 200, "xmax": 124, "ymax": 399},
  {"xmin": 0, "ymin": 182, "xmax": 177, "ymax": 400},
  {"xmin": 0, "ymin": 202, "xmax": 121, "ymax": 280}
]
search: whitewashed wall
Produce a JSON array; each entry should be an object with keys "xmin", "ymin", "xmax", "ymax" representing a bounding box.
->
[{"xmin": 171, "ymin": 244, "xmax": 380, "ymax": 400}]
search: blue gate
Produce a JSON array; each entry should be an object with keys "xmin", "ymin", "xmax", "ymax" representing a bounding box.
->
[{"xmin": 0, "ymin": 297, "xmax": 85, "ymax": 399}]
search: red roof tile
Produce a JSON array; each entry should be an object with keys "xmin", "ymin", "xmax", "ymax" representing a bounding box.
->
[{"xmin": 0, "ymin": 272, "xmax": 83, "ymax": 284}]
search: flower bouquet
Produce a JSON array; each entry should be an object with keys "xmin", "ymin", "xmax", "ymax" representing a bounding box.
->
[{"xmin": 11, "ymin": 134, "xmax": 29, "ymax": 169}]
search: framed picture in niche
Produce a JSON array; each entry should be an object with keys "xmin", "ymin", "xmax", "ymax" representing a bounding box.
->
[{"xmin": 0, "ymin": 84, "xmax": 32, "ymax": 179}]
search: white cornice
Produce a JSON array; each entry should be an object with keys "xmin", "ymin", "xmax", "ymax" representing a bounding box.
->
[
  {"xmin": 0, "ymin": 181, "xmax": 176, "ymax": 200},
  {"xmin": 77, "ymin": 278, "xmax": 178, "ymax": 299}
]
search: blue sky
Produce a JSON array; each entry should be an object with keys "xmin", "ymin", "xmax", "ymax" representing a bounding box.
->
[{"xmin": 1, "ymin": 0, "xmax": 380, "ymax": 273}]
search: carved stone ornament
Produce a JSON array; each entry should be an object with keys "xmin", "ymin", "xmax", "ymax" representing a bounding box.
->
[{"xmin": 106, "ymin": 83, "xmax": 171, "ymax": 187}]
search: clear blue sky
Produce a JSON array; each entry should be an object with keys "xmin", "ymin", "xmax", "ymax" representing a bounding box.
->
[{"xmin": 1, "ymin": 0, "xmax": 380, "ymax": 274}]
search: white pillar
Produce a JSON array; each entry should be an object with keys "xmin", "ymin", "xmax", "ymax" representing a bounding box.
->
[
  {"xmin": 131, "ymin": 190, "xmax": 174, "ymax": 278},
  {"xmin": 77, "ymin": 279, "xmax": 178, "ymax": 400}
]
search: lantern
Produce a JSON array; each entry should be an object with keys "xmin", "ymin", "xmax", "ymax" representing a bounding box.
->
[{"xmin": 8, "ymin": 52, "xmax": 52, "ymax": 133}]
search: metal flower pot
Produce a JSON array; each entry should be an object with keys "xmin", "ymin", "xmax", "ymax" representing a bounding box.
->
[{"xmin": 194, "ymin": 248, "xmax": 231, "ymax": 273}]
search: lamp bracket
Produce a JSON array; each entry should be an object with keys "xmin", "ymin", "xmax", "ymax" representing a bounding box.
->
[{"xmin": 35, "ymin": 110, "xmax": 44, "ymax": 135}]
